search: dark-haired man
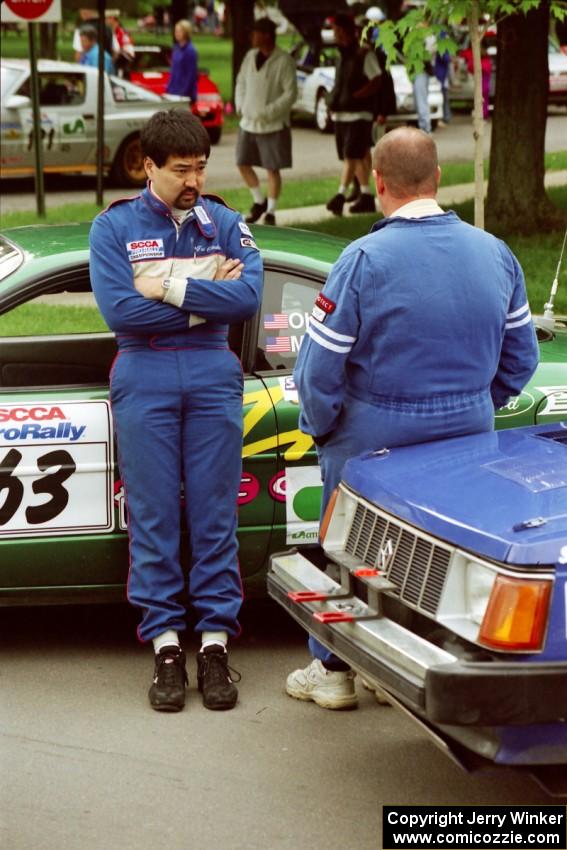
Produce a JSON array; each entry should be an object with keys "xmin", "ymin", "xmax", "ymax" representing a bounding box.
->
[
  {"xmin": 90, "ymin": 110, "xmax": 263, "ymax": 713},
  {"xmin": 287, "ymin": 126, "xmax": 539, "ymax": 709}
]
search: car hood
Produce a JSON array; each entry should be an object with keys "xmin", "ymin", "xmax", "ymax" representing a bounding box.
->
[{"xmin": 342, "ymin": 424, "xmax": 567, "ymax": 566}]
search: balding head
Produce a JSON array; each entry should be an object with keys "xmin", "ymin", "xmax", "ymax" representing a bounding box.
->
[{"xmin": 373, "ymin": 127, "xmax": 440, "ymax": 205}]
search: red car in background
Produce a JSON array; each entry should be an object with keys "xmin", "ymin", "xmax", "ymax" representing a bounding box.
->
[{"xmin": 127, "ymin": 45, "xmax": 224, "ymax": 144}]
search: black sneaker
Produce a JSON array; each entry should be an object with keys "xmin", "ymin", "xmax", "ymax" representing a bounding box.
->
[
  {"xmin": 197, "ymin": 645, "xmax": 240, "ymax": 710},
  {"xmin": 245, "ymin": 199, "xmax": 268, "ymax": 223},
  {"xmin": 349, "ymin": 193, "xmax": 376, "ymax": 214},
  {"xmin": 344, "ymin": 177, "xmax": 361, "ymax": 203},
  {"xmin": 148, "ymin": 646, "xmax": 188, "ymax": 712},
  {"xmin": 326, "ymin": 193, "xmax": 345, "ymax": 216},
  {"xmin": 263, "ymin": 212, "xmax": 276, "ymax": 226}
]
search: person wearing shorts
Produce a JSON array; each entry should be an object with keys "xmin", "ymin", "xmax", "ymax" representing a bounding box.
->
[
  {"xmin": 235, "ymin": 17, "xmax": 297, "ymax": 226},
  {"xmin": 326, "ymin": 13, "xmax": 382, "ymax": 217}
]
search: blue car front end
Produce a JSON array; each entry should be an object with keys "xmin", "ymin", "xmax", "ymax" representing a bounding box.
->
[{"xmin": 268, "ymin": 424, "xmax": 567, "ymax": 793}]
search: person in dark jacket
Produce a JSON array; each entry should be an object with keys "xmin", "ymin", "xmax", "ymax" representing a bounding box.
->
[
  {"xmin": 167, "ymin": 18, "xmax": 198, "ymax": 102},
  {"xmin": 325, "ymin": 13, "xmax": 383, "ymax": 217}
]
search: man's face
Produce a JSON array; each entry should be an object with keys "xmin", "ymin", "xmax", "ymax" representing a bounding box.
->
[
  {"xmin": 333, "ymin": 24, "xmax": 355, "ymax": 48},
  {"xmin": 144, "ymin": 153, "xmax": 208, "ymax": 209}
]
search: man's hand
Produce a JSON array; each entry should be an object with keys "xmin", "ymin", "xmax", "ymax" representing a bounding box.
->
[
  {"xmin": 134, "ymin": 276, "xmax": 164, "ymax": 301},
  {"xmin": 214, "ymin": 258, "xmax": 243, "ymax": 281}
]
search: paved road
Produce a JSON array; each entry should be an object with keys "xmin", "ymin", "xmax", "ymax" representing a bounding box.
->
[
  {"xmin": 2, "ymin": 112, "xmax": 566, "ymax": 213},
  {"xmin": 1, "ymin": 601, "xmax": 554, "ymax": 850}
]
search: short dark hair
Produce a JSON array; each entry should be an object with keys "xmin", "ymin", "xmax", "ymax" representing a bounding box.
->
[
  {"xmin": 140, "ymin": 110, "xmax": 211, "ymax": 166},
  {"xmin": 333, "ymin": 13, "xmax": 356, "ymax": 35}
]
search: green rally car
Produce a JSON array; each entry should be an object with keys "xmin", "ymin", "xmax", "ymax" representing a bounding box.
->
[{"xmin": 0, "ymin": 223, "xmax": 566, "ymax": 605}]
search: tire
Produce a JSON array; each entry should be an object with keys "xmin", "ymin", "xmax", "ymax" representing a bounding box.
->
[
  {"xmin": 207, "ymin": 125, "xmax": 222, "ymax": 145},
  {"xmin": 315, "ymin": 90, "xmax": 333, "ymax": 133},
  {"xmin": 111, "ymin": 134, "xmax": 146, "ymax": 187}
]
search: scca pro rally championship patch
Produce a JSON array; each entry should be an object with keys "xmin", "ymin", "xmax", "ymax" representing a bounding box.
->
[
  {"xmin": 312, "ymin": 292, "xmax": 336, "ymax": 323},
  {"xmin": 126, "ymin": 238, "xmax": 165, "ymax": 261}
]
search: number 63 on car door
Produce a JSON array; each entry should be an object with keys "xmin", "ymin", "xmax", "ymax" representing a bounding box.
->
[{"xmin": 0, "ymin": 401, "xmax": 114, "ymax": 536}]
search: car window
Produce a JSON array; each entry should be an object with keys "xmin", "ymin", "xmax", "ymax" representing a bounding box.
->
[
  {"xmin": 133, "ymin": 50, "xmax": 171, "ymax": 71},
  {"xmin": 256, "ymin": 269, "xmax": 322, "ymax": 371},
  {"xmin": 110, "ymin": 76, "xmax": 163, "ymax": 102},
  {"xmin": 1, "ymin": 285, "xmax": 107, "ymax": 338},
  {"xmin": 39, "ymin": 73, "xmax": 86, "ymax": 106}
]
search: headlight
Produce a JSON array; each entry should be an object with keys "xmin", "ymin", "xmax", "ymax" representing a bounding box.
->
[{"xmin": 465, "ymin": 561, "xmax": 496, "ymax": 625}]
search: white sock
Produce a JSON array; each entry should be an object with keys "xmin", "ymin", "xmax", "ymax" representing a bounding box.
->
[
  {"xmin": 153, "ymin": 630, "xmax": 179, "ymax": 654},
  {"xmin": 360, "ymin": 185, "xmax": 371, "ymax": 194},
  {"xmin": 250, "ymin": 186, "xmax": 264, "ymax": 204},
  {"xmin": 267, "ymin": 198, "xmax": 277, "ymax": 214},
  {"xmin": 338, "ymin": 184, "xmax": 347, "ymax": 195},
  {"xmin": 201, "ymin": 631, "xmax": 228, "ymax": 652}
]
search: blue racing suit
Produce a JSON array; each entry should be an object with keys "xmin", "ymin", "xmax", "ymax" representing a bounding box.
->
[
  {"xmin": 89, "ymin": 187, "xmax": 263, "ymax": 643},
  {"xmin": 294, "ymin": 210, "xmax": 539, "ymax": 665}
]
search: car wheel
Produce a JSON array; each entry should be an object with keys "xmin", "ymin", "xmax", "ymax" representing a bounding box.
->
[
  {"xmin": 207, "ymin": 126, "xmax": 222, "ymax": 145},
  {"xmin": 111, "ymin": 134, "xmax": 146, "ymax": 187},
  {"xmin": 315, "ymin": 91, "xmax": 333, "ymax": 133}
]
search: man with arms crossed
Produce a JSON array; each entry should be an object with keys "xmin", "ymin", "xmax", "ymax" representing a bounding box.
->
[{"xmin": 90, "ymin": 111, "xmax": 263, "ymax": 713}]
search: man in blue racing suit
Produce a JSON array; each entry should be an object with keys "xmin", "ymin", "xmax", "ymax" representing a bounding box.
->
[
  {"xmin": 286, "ymin": 126, "xmax": 540, "ymax": 710},
  {"xmin": 90, "ymin": 111, "xmax": 263, "ymax": 712}
]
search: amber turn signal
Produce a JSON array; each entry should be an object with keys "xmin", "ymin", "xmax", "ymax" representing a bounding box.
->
[
  {"xmin": 319, "ymin": 487, "xmax": 339, "ymax": 544},
  {"xmin": 479, "ymin": 575, "xmax": 552, "ymax": 651}
]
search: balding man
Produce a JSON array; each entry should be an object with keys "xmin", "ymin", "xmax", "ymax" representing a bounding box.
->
[{"xmin": 286, "ymin": 126, "xmax": 540, "ymax": 710}]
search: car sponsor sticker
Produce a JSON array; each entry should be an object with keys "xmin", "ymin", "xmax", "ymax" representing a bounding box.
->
[
  {"xmin": 279, "ymin": 375, "xmax": 298, "ymax": 404},
  {"xmin": 126, "ymin": 238, "xmax": 165, "ymax": 261},
  {"xmin": 534, "ymin": 387, "xmax": 567, "ymax": 418},
  {"xmin": 0, "ymin": 401, "xmax": 114, "ymax": 537},
  {"xmin": 238, "ymin": 471, "xmax": 260, "ymax": 506},
  {"xmin": 284, "ymin": 465, "xmax": 322, "ymax": 544}
]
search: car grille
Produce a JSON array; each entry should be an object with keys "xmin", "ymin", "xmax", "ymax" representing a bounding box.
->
[{"xmin": 344, "ymin": 500, "xmax": 452, "ymax": 616}]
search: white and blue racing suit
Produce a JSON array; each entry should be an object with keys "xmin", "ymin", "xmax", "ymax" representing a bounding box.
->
[
  {"xmin": 294, "ymin": 206, "xmax": 539, "ymax": 666},
  {"xmin": 89, "ymin": 187, "xmax": 263, "ymax": 643}
]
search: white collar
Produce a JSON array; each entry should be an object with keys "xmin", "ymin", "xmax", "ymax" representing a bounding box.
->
[{"xmin": 390, "ymin": 198, "xmax": 445, "ymax": 219}]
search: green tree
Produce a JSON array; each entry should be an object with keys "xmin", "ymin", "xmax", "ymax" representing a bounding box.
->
[{"xmin": 374, "ymin": 0, "xmax": 567, "ymax": 235}]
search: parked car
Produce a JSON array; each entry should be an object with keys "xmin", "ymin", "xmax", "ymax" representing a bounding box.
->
[
  {"xmin": 449, "ymin": 33, "xmax": 567, "ymax": 108},
  {"xmin": 290, "ymin": 39, "xmax": 444, "ymax": 132},
  {"xmin": 126, "ymin": 45, "xmax": 224, "ymax": 144},
  {"xmin": 0, "ymin": 59, "xmax": 188, "ymax": 187},
  {"xmin": 0, "ymin": 222, "xmax": 566, "ymax": 610},
  {"xmin": 268, "ymin": 422, "xmax": 567, "ymax": 797}
]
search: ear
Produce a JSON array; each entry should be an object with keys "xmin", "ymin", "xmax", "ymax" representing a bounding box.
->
[
  {"xmin": 373, "ymin": 169, "xmax": 385, "ymax": 196},
  {"xmin": 143, "ymin": 157, "xmax": 154, "ymax": 179}
]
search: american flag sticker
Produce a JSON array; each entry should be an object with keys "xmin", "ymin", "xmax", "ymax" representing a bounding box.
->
[
  {"xmin": 266, "ymin": 336, "xmax": 291, "ymax": 353},
  {"xmin": 264, "ymin": 313, "xmax": 289, "ymax": 329}
]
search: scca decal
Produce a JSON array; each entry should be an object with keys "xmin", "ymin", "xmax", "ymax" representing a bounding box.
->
[{"xmin": 0, "ymin": 406, "xmax": 66, "ymax": 422}]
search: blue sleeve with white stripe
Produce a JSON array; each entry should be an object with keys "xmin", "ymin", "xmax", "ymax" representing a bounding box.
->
[
  {"xmin": 491, "ymin": 250, "xmax": 539, "ymax": 409},
  {"xmin": 294, "ymin": 247, "xmax": 362, "ymax": 438}
]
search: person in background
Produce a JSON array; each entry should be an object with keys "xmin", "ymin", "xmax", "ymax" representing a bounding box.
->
[
  {"xmin": 434, "ymin": 31, "xmax": 452, "ymax": 127},
  {"xmin": 235, "ymin": 17, "xmax": 297, "ymax": 227},
  {"xmin": 89, "ymin": 110, "xmax": 263, "ymax": 713},
  {"xmin": 78, "ymin": 25, "xmax": 115, "ymax": 74},
  {"xmin": 105, "ymin": 9, "xmax": 135, "ymax": 77},
  {"xmin": 411, "ymin": 26, "xmax": 436, "ymax": 133},
  {"xmin": 167, "ymin": 18, "xmax": 199, "ymax": 102},
  {"xmin": 73, "ymin": 8, "xmax": 116, "ymax": 62},
  {"xmin": 286, "ymin": 127, "xmax": 539, "ymax": 710},
  {"xmin": 325, "ymin": 14, "xmax": 382, "ymax": 217}
]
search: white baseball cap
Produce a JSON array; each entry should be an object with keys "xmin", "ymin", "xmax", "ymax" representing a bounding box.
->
[{"xmin": 366, "ymin": 6, "xmax": 386, "ymax": 21}]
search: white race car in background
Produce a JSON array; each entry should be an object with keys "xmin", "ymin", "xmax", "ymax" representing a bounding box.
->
[
  {"xmin": 290, "ymin": 40, "xmax": 443, "ymax": 132},
  {"xmin": 1, "ymin": 59, "xmax": 189, "ymax": 186}
]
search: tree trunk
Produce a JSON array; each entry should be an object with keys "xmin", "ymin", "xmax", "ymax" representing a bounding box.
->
[
  {"xmin": 228, "ymin": 0, "xmax": 255, "ymax": 106},
  {"xmin": 486, "ymin": 0, "xmax": 564, "ymax": 235},
  {"xmin": 468, "ymin": 1, "xmax": 485, "ymax": 229},
  {"xmin": 39, "ymin": 22, "xmax": 57, "ymax": 59}
]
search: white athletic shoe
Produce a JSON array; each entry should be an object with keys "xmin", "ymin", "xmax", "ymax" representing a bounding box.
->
[{"xmin": 286, "ymin": 659, "xmax": 358, "ymax": 710}]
